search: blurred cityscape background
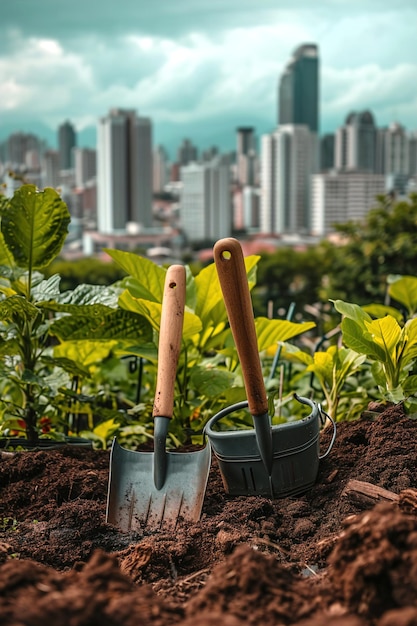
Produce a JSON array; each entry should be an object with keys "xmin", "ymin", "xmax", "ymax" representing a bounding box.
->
[{"xmin": 1, "ymin": 42, "xmax": 416, "ymax": 263}]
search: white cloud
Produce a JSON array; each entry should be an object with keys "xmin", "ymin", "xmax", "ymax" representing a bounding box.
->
[
  {"xmin": 323, "ymin": 63, "xmax": 417, "ymax": 127},
  {"xmin": 0, "ymin": 3, "xmax": 416, "ymax": 144},
  {"xmin": 0, "ymin": 33, "xmax": 93, "ymax": 119}
]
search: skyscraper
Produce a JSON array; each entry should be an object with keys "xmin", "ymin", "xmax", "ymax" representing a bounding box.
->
[
  {"xmin": 311, "ymin": 171, "xmax": 385, "ymax": 236},
  {"xmin": 261, "ymin": 125, "xmax": 315, "ymax": 235},
  {"xmin": 58, "ymin": 120, "xmax": 76, "ymax": 170},
  {"xmin": 97, "ymin": 108, "xmax": 152, "ymax": 233},
  {"xmin": 335, "ymin": 111, "xmax": 377, "ymax": 172},
  {"xmin": 278, "ymin": 44, "xmax": 319, "ymax": 133},
  {"xmin": 236, "ymin": 127, "xmax": 256, "ymax": 186},
  {"xmin": 74, "ymin": 147, "xmax": 97, "ymax": 188},
  {"xmin": 6, "ymin": 133, "xmax": 40, "ymax": 167},
  {"xmin": 375, "ymin": 122, "xmax": 409, "ymax": 176},
  {"xmin": 180, "ymin": 156, "xmax": 231, "ymax": 242},
  {"xmin": 320, "ymin": 134, "xmax": 335, "ymax": 171},
  {"xmin": 177, "ymin": 139, "xmax": 198, "ymax": 166},
  {"xmin": 153, "ymin": 145, "xmax": 169, "ymax": 192}
]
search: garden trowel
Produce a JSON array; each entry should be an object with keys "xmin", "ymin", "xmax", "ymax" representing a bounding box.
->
[{"xmin": 106, "ymin": 265, "xmax": 211, "ymax": 532}]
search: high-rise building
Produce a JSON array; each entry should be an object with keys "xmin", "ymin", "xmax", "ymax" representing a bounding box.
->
[
  {"xmin": 177, "ymin": 139, "xmax": 198, "ymax": 166},
  {"xmin": 42, "ymin": 150, "xmax": 60, "ymax": 189},
  {"xmin": 278, "ymin": 44, "xmax": 319, "ymax": 134},
  {"xmin": 236, "ymin": 127, "xmax": 257, "ymax": 186},
  {"xmin": 74, "ymin": 147, "xmax": 97, "ymax": 188},
  {"xmin": 58, "ymin": 120, "xmax": 76, "ymax": 170},
  {"xmin": 320, "ymin": 134, "xmax": 335, "ymax": 171},
  {"xmin": 375, "ymin": 122, "xmax": 409, "ymax": 176},
  {"xmin": 261, "ymin": 125, "xmax": 315, "ymax": 235},
  {"xmin": 97, "ymin": 108, "xmax": 152, "ymax": 233},
  {"xmin": 335, "ymin": 111, "xmax": 377, "ymax": 172},
  {"xmin": 6, "ymin": 133, "xmax": 40, "ymax": 167},
  {"xmin": 153, "ymin": 145, "xmax": 169, "ymax": 192},
  {"xmin": 409, "ymin": 131, "xmax": 417, "ymax": 177},
  {"xmin": 311, "ymin": 171, "xmax": 386, "ymax": 236},
  {"xmin": 180, "ymin": 157, "xmax": 231, "ymax": 242},
  {"xmin": 375, "ymin": 122, "xmax": 410, "ymax": 194}
]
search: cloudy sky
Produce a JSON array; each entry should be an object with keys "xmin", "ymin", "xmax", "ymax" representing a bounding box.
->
[{"xmin": 1, "ymin": 0, "xmax": 416, "ymax": 156}]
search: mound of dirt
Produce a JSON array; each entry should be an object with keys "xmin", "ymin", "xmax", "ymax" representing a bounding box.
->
[{"xmin": 1, "ymin": 404, "xmax": 417, "ymax": 624}]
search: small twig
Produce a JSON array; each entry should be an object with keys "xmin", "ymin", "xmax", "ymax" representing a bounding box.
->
[
  {"xmin": 179, "ymin": 566, "xmax": 210, "ymax": 584},
  {"xmin": 253, "ymin": 536, "xmax": 319, "ymax": 576},
  {"xmin": 254, "ymin": 535, "xmax": 290, "ymax": 555}
]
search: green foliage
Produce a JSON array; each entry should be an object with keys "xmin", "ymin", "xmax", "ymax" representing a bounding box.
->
[
  {"xmin": 0, "ymin": 185, "xmax": 152, "ymax": 443},
  {"xmin": 254, "ymin": 246, "xmax": 327, "ymax": 316},
  {"xmin": 318, "ymin": 193, "xmax": 417, "ymax": 305},
  {"xmin": 333, "ymin": 296, "xmax": 417, "ymax": 404},
  {"xmin": 107, "ymin": 248, "xmax": 316, "ymax": 442},
  {"xmin": 278, "ymin": 342, "xmax": 368, "ymax": 421},
  {"xmin": 2, "ymin": 184, "xmax": 417, "ymax": 446},
  {"xmin": 45, "ymin": 257, "xmax": 127, "ymax": 291},
  {"xmin": 2, "ymin": 185, "xmax": 70, "ymax": 283}
]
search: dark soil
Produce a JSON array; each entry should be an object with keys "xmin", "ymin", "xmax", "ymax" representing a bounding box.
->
[{"xmin": 1, "ymin": 404, "xmax": 417, "ymax": 625}]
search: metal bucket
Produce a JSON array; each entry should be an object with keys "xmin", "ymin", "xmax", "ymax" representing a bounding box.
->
[{"xmin": 205, "ymin": 395, "xmax": 336, "ymax": 497}]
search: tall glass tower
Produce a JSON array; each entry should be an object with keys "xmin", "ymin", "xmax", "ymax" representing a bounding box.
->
[
  {"xmin": 278, "ymin": 44, "xmax": 319, "ymax": 134},
  {"xmin": 58, "ymin": 120, "xmax": 77, "ymax": 170}
]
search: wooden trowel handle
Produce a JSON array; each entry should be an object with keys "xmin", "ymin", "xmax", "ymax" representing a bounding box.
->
[
  {"xmin": 153, "ymin": 265, "xmax": 186, "ymax": 418},
  {"xmin": 214, "ymin": 238, "xmax": 268, "ymax": 417}
]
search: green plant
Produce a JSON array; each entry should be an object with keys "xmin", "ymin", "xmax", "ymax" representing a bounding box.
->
[
  {"xmin": 333, "ymin": 295, "xmax": 417, "ymax": 405},
  {"xmin": 0, "ymin": 185, "xmax": 72, "ymax": 441},
  {"xmin": 0, "ymin": 185, "xmax": 152, "ymax": 443},
  {"xmin": 277, "ymin": 342, "xmax": 369, "ymax": 421}
]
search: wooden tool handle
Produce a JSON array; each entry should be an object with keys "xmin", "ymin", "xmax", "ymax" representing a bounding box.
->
[
  {"xmin": 153, "ymin": 265, "xmax": 185, "ymax": 418},
  {"xmin": 214, "ymin": 238, "xmax": 268, "ymax": 416}
]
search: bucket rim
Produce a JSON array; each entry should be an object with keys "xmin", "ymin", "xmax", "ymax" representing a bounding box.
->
[{"xmin": 204, "ymin": 394, "xmax": 320, "ymax": 438}]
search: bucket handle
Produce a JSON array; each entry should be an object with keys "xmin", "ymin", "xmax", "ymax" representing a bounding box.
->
[
  {"xmin": 205, "ymin": 396, "xmax": 337, "ymax": 461},
  {"xmin": 317, "ymin": 406, "xmax": 337, "ymax": 459}
]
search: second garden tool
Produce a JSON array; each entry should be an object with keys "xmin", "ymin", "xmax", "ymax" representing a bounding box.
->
[
  {"xmin": 213, "ymin": 237, "xmax": 275, "ymax": 495},
  {"xmin": 210, "ymin": 238, "xmax": 336, "ymax": 498}
]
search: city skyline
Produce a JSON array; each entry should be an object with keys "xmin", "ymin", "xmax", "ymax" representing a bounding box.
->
[{"xmin": 1, "ymin": 1, "xmax": 416, "ymax": 156}]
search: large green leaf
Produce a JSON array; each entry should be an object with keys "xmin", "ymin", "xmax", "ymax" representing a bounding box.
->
[
  {"xmin": 49, "ymin": 305, "xmax": 152, "ymax": 342},
  {"xmin": 54, "ymin": 340, "xmax": 119, "ymax": 367},
  {"xmin": 400, "ymin": 318, "xmax": 417, "ymax": 368},
  {"xmin": 308, "ymin": 346, "xmax": 366, "ymax": 393},
  {"xmin": 0, "ymin": 295, "xmax": 40, "ymax": 323},
  {"xmin": 364, "ymin": 316, "xmax": 402, "ymax": 361},
  {"xmin": 363, "ymin": 303, "xmax": 404, "ymax": 323},
  {"xmin": 193, "ymin": 261, "xmax": 224, "ymax": 325},
  {"xmin": 340, "ymin": 317, "xmax": 386, "ymax": 361},
  {"xmin": 1, "ymin": 185, "xmax": 70, "ymax": 270},
  {"xmin": 118, "ymin": 291, "xmax": 202, "ymax": 340},
  {"xmin": 279, "ymin": 343, "xmax": 314, "ymax": 367},
  {"xmin": 194, "ymin": 255, "xmax": 259, "ymax": 328},
  {"xmin": 332, "ymin": 300, "xmax": 372, "ymax": 328},
  {"xmin": 0, "ymin": 231, "xmax": 14, "ymax": 268},
  {"xmin": 255, "ymin": 317, "xmax": 315, "ymax": 352},
  {"xmin": 31, "ymin": 274, "xmax": 61, "ymax": 303},
  {"xmin": 56, "ymin": 283, "xmax": 121, "ymax": 307},
  {"xmin": 307, "ymin": 350, "xmax": 334, "ymax": 388},
  {"xmin": 105, "ymin": 249, "xmax": 166, "ymax": 302},
  {"xmin": 388, "ymin": 275, "xmax": 417, "ymax": 317},
  {"xmin": 189, "ymin": 364, "xmax": 236, "ymax": 398}
]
